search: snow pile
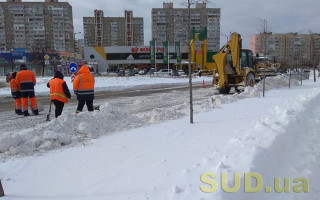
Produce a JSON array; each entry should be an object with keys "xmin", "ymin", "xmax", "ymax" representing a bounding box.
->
[
  {"xmin": 145, "ymin": 105, "xmax": 186, "ymax": 123},
  {"xmin": 0, "ymin": 103, "xmax": 145, "ymax": 157},
  {"xmin": 236, "ymin": 75, "xmax": 299, "ymax": 98},
  {"xmin": 202, "ymin": 75, "xmax": 299, "ymax": 110}
]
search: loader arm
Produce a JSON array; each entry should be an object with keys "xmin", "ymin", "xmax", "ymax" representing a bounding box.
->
[{"xmin": 212, "ymin": 32, "xmax": 242, "ymax": 91}]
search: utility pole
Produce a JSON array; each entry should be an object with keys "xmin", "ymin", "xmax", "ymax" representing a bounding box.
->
[
  {"xmin": 299, "ymin": 44, "xmax": 303, "ymax": 85},
  {"xmin": 74, "ymin": 32, "xmax": 81, "ymax": 61},
  {"xmin": 188, "ymin": 0, "xmax": 193, "ymax": 124},
  {"xmin": 262, "ymin": 19, "xmax": 268, "ymax": 97},
  {"xmin": 155, "ymin": 41, "xmax": 157, "ymax": 70},
  {"xmin": 168, "ymin": 41, "xmax": 170, "ymax": 73},
  {"xmin": 314, "ymin": 63, "xmax": 316, "ymax": 81}
]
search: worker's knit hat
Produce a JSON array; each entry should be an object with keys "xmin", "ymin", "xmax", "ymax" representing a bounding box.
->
[
  {"xmin": 20, "ymin": 64, "xmax": 27, "ymax": 70},
  {"xmin": 54, "ymin": 71, "xmax": 64, "ymax": 79}
]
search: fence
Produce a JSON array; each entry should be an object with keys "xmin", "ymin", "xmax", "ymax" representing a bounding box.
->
[{"xmin": 288, "ymin": 72, "xmax": 310, "ymax": 80}]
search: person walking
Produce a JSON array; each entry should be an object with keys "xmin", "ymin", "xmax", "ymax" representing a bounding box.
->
[
  {"xmin": 15, "ymin": 64, "xmax": 38, "ymax": 116},
  {"xmin": 47, "ymin": 71, "xmax": 71, "ymax": 118},
  {"xmin": 10, "ymin": 72, "xmax": 23, "ymax": 115},
  {"xmin": 73, "ymin": 65, "xmax": 95, "ymax": 113}
]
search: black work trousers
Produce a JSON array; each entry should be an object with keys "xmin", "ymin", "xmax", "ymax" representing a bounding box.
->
[
  {"xmin": 53, "ymin": 100, "xmax": 65, "ymax": 118},
  {"xmin": 76, "ymin": 99, "xmax": 93, "ymax": 112}
]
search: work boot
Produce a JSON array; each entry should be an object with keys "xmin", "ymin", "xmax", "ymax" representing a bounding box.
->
[
  {"xmin": 33, "ymin": 109, "xmax": 39, "ymax": 115},
  {"xmin": 23, "ymin": 111, "xmax": 30, "ymax": 117},
  {"xmin": 16, "ymin": 109, "xmax": 23, "ymax": 115}
]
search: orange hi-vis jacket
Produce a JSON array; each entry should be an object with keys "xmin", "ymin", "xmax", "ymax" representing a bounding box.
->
[
  {"xmin": 10, "ymin": 78, "xmax": 21, "ymax": 98},
  {"xmin": 49, "ymin": 78, "xmax": 68, "ymax": 103},
  {"xmin": 73, "ymin": 65, "xmax": 95, "ymax": 100},
  {"xmin": 10, "ymin": 78, "xmax": 20, "ymax": 92},
  {"xmin": 15, "ymin": 70, "xmax": 36, "ymax": 92}
]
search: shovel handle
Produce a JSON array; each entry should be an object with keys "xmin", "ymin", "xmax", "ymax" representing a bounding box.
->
[{"xmin": 46, "ymin": 100, "xmax": 53, "ymax": 121}]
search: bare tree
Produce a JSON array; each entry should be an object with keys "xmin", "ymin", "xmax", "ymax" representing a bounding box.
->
[
  {"xmin": 308, "ymin": 30, "xmax": 317, "ymax": 82},
  {"xmin": 221, "ymin": 32, "xmax": 231, "ymax": 44},
  {"xmin": 257, "ymin": 19, "xmax": 270, "ymax": 97},
  {"xmin": 31, "ymin": 40, "xmax": 52, "ymax": 77},
  {"xmin": 180, "ymin": 0, "xmax": 212, "ymax": 124}
]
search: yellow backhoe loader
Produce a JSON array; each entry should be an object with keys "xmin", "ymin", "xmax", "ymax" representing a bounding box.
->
[
  {"xmin": 213, "ymin": 32, "xmax": 257, "ymax": 94},
  {"xmin": 255, "ymin": 56, "xmax": 279, "ymax": 77}
]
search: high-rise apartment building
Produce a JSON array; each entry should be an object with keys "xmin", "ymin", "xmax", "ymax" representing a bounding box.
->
[
  {"xmin": 75, "ymin": 38, "xmax": 84, "ymax": 59},
  {"xmin": 249, "ymin": 32, "xmax": 320, "ymax": 66},
  {"xmin": 259, "ymin": 33, "xmax": 287, "ymax": 61},
  {"xmin": 285, "ymin": 33, "xmax": 311, "ymax": 65},
  {"xmin": 311, "ymin": 34, "xmax": 320, "ymax": 66},
  {"xmin": 83, "ymin": 10, "xmax": 144, "ymax": 47},
  {"xmin": 152, "ymin": 2, "xmax": 220, "ymax": 51},
  {"xmin": 0, "ymin": 0, "xmax": 73, "ymax": 53}
]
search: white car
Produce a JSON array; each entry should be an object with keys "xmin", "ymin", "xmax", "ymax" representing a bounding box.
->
[
  {"xmin": 154, "ymin": 69, "xmax": 173, "ymax": 76},
  {"xmin": 177, "ymin": 70, "xmax": 185, "ymax": 76},
  {"xmin": 138, "ymin": 70, "xmax": 146, "ymax": 75}
]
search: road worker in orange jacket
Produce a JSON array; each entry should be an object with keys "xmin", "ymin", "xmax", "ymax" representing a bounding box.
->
[
  {"xmin": 10, "ymin": 72, "xmax": 23, "ymax": 115},
  {"xmin": 47, "ymin": 71, "xmax": 71, "ymax": 118},
  {"xmin": 15, "ymin": 64, "xmax": 38, "ymax": 116},
  {"xmin": 73, "ymin": 65, "xmax": 95, "ymax": 113}
]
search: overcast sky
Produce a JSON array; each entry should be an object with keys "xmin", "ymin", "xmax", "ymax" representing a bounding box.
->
[{"xmin": 22, "ymin": 0, "xmax": 320, "ymax": 48}]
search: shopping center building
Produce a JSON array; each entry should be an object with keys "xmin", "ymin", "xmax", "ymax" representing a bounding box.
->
[{"xmin": 84, "ymin": 45, "xmax": 189, "ymax": 73}]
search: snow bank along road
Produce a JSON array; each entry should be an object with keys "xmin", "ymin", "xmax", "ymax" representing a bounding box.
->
[
  {"xmin": 0, "ymin": 76, "xmax": 320, "ymax": 200},
  {"xmin": 0, "ymin": 81, "xmax": 204, "ymax": 112},
  {"xmin": 0, "ymin": 82, "xmax": 208, "ymax": 137}
]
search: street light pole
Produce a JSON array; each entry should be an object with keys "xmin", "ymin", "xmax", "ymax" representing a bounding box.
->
[
  {"xmin": 74, "ymin": 32, "xmax": 81, "ymax": 61},
  {"xmin": 188, "ymin": 0, "xmax": 193, "ymax": 124}
]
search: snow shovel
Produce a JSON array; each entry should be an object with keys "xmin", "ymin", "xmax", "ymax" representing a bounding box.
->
[
  {"xmin": 46, "ymin": 101, "xmax": 52, "ymax": 121},
  {"xmin": 94, "ymin": 105, "xmax": 100, "ymax": 111}
]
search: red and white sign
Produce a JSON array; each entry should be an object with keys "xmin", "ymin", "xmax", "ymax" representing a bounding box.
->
[
  {"xmin": 131, "ymin": 47, "xmax": 164, "ymax": 53},
  {"xmin": 71, "ymin": 73, "xmax": 76, "ymax": 83}
]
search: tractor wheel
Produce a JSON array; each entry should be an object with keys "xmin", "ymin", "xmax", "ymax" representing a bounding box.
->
[{"xmin": 246, "ymin": 73, "xmax": 255, "ymax": 87}]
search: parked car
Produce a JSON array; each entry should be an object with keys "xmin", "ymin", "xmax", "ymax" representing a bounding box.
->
[
  {"xmin": 126, "ymin": 69, "xmax": 135, "ymax": 76},
  {"xmin": 139, "ymin": 69, "xmax": 147, "ymax": 75},
  {"xmin": 172, "ymin": 71, "xmax": 180, "ymax": 76},
  {"xmin": 118, "ymin": 70, "xmax": 125, "ymax": 76},
  {"xmin": 134, "ymin": 68, "xmax": 139, "ymax": 74},
  {"xmin": 177, "ymin": 70, "xmax": 185, "ymax": 76},
  {"xmin": 154, "ymin": 69, "xmax": 173, "ymax": 76},
  {"xmin": 148, "ymin": 68, "xmax": 156, "ymax": 75}
]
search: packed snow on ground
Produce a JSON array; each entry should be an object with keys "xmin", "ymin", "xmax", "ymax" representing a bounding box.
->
[
  {"xmin": 0, "ymin": 75, "xmax": 213, "ymax": 96},
  {"xmin": 1, "ymin": 75, "xmax": 320, "ymax": 200}
]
